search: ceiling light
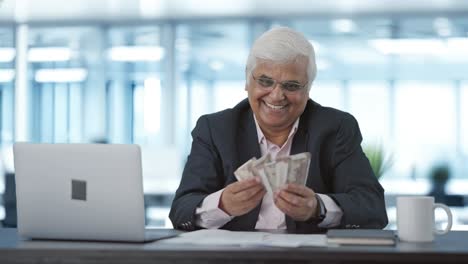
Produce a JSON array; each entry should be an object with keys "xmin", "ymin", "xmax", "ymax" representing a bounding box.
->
[
  {"xmin": 0, "ymin": 48, "xmax": 15, "ymax": 62},
  {"xmin": 369, "ymin": 39, "xmax": 447, "ymax": 55},
  {"xmin": 35, "ymin": 68, "xmax": 87, "ymax": 83},
  {"xmin": 108, "ymin": 46, "xmax": 165, "ymax": 61},
  {"xmin": 28, "ymin": 47, "xmax": 72, "ymax": 62}
]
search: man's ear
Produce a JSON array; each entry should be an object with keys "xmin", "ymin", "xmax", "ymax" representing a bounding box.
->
[
  {"xmin": 244, "ymin": 69, "xmax": 248, "ymax": 91},
  {"xmin": 244, "ymin": 74, "xmax": 249, "ymax": 91}
]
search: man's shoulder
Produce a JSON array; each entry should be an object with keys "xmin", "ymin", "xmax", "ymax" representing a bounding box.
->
[{"xmin": 306, "ymin": 100, "xmax": 355, "ymax": 125}]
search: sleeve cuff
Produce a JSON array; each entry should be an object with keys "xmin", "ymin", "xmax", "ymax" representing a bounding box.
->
[
  {"xmin": 195, "ymin": 189, "xmax": 234, "ymax": 229},
  {"xmin": 317, "ymin": 193, "xmax": 344, "ymax": 228}
]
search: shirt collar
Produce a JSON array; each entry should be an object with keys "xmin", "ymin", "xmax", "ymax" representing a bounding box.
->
[{"xmin": 253, "ymin": 114, "xmax": 300, "ymax": 146}]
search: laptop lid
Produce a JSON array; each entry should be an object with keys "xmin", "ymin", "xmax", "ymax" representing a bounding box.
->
[{"xmin": 13, "ymin": 143, "xmax": 152, "ymax": 242}]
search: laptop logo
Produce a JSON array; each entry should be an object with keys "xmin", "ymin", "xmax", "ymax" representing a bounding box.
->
[{"xmin": 71, "ymin": 179, "xmax": 87, "ymax": 201}]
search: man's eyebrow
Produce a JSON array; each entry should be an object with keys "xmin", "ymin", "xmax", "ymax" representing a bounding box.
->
[
  {"xmin": 258, "ymin": 74, "xmax": 301, "ymax": 83},
  {"xmin": 259, "ymin": 74, "xmax": 272, "ymax": 78},
  {"xmin": 283, "ymin": 80, "xmax": 301, "ymax": 84}
]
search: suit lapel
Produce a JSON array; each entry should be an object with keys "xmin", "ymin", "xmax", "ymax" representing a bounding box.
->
[
  {"xmin": 237, "ymin": 110, "xmax": 261, "ymax": 167},
  {"xmin": 290, "ymin": 122, "xmax": 309, "ymax": 155},
  {"xmin": 236, "ymin": 108, "xmax": 262, "ymax": 230}
]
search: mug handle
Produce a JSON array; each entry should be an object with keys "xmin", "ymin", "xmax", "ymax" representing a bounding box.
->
[{"xmin": 433, "ymin": 203, "xmax": 453, "ymax": 235}]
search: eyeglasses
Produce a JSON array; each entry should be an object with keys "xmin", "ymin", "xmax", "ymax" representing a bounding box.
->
[{"xmin": 251, "ymin": 73, "xmax": 307, "ymax": 93}]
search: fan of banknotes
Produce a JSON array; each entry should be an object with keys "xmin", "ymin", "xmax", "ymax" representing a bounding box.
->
[{"xmin": 234, "ymin": 152, "xmax": 311, "ymax": 195}]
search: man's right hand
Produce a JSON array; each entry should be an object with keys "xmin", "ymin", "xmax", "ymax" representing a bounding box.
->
[{"xmin": 219, "ymin": 177, "xmax": 266, "ymax": 216}]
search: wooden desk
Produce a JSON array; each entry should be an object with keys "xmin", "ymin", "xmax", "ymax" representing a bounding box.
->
[{"xmin": 1, "ymin": 228, "xmax": 468, "ymax": 264}]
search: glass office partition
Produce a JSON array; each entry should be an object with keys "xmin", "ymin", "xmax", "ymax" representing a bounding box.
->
[
  {"xmin": 461, "ymin": 83, "xmax": 468, "ymax": 157},
  {"xmin": 0, "ymin": 26, "xmax": 14, "ymax": 224},
  {"xmin": 28, "ymin": 26, "xmax": 99, "ymax": 143},
  {"xmin": 213, "ymin": 81, "xmax": 247, "ymax": 111},
  {"xmin": 107, "ymin": 26, "xmax": 165, "ymax": 145},
  {"xmin": 175, "ymin": 22, "xmax": 249, "ymax": 154},
  {"xmin": 394, "ymin": 81, "xmax": 456, "ymax": 182},
  {"xmin": 285, "ymin": 18, "xmax": 393, "ymax": 81},
  {"xmin": 310, "ymin": 81, "xmax": 345, "ymax": 110},
  {"xmin": 107, "ymin": 25, "xmax": 180, "ymax": 227},
  {"xmin": 0, "ymin": 27, "xmax": 15, "ymax": 146},
  {"xmin": 349, "ymin": 81, "xmax": 391, "ymax": 147}
]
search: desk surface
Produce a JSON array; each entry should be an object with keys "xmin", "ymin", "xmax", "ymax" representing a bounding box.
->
[{"xmin": 1, "ymin": 228, "xmax": 468, "ymax": 264}]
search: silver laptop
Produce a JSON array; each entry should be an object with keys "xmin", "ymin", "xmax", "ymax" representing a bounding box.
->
[{"xmin": 13, "ymin": 143, "xmax": 180, "ymax": 242}]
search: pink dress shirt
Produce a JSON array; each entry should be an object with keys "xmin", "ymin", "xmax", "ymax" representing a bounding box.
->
[{"xmin": 194, "ymin": 116, "xmax": 343, "ymax": 229}]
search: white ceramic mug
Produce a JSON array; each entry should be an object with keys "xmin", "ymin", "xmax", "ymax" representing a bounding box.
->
[{"xmin": 397, "ymin": 196, "xmax": 452, "ymax": 242}]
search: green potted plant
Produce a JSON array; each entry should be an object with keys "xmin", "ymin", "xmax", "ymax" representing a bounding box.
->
[
  {"xmin": 428, "ymin": 164, "xmax": 450, "ymax": 198},
  {"xmin": 363, "ymin": 144, "xmax": 393, "ymax": 180}
]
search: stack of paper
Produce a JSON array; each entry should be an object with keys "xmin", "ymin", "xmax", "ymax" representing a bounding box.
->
[{"xmin": 161, "ymin": 229, "xmax": 327, "ymax": 248}]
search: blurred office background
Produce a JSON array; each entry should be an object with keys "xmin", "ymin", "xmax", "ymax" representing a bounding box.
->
[{"xmin": 0, "ymin": 0, "xmax": 467, "ymax": 229}]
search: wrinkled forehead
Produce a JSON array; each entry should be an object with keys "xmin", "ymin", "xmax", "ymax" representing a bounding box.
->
[{"xmin": 253, "ymin": 57, "xmax": 309, "ymax": 78}]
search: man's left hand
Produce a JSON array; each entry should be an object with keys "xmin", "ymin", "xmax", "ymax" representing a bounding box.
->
[{"xmin": 274, "ymin": 184, "xmax": 319, "ymax": 221}]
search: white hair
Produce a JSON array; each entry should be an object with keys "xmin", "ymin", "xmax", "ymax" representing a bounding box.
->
[{"xmin": 246, "ymin": 27, "xmax": 317, "ymax": 90}]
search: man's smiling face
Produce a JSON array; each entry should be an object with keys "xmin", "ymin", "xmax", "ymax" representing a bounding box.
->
[{"xmin": 246, "ymin": 57, "xmax": 309, "ymax": 134}]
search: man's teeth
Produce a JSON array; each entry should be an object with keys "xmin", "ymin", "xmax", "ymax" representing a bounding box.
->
[{"xmin": 265, "ymin": 102, "xmax": 286, "ymax": 109}]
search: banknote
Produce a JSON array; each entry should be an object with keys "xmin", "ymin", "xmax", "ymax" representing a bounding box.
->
[
  {"xmin": 263, "ymin": 161, "xmax": 279, "ymax": 193},
  {"xmin": 271, "ymin": 157, "xmax": 289, "ymax": 192},
  {"xmin": 252, "ymin": 153, "xmax": 271, "ymax": 167},
  {"xmin": 286, "ymin": 152, "xmax": 311, "ymax": 186},
  {"xmin": 251, "ymin": 153, "xmax": 273, "ymax": 194},
  {"xmin": 234, "ymin": 152, "xmax": 310, "ymax": 195},
  {"xmin": 234, "ymin": 157, "xmax": 257, "ymax": 181}
]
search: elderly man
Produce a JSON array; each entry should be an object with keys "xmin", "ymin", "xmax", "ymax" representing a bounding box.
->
[{"xmin": 170, "ymin": 27, "xmax": 388, "ymax": 232}]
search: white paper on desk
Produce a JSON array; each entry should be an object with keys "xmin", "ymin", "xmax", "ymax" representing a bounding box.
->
[{"xmin": 161, "ymin": 230, "xmax": 327, "ymax": 248}]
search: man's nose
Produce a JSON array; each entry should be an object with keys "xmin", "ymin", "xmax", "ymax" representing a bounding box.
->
[{"xmin": 269, "ymin": 83, "xmax": 286, "ymax": 100}]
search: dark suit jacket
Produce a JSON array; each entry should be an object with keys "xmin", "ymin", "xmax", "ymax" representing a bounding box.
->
[{"xmin": 169, "ymin": 99, "xmax": 388, "ymax": 232}]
